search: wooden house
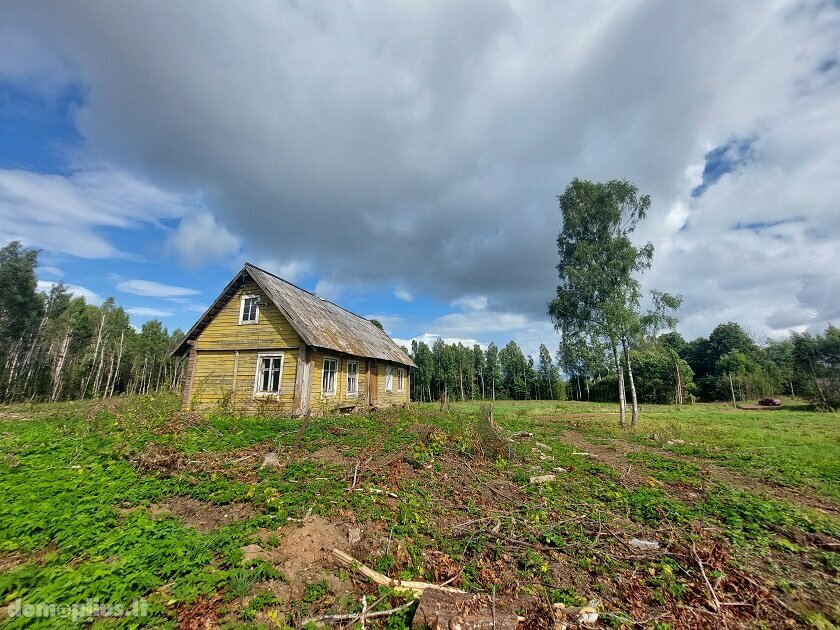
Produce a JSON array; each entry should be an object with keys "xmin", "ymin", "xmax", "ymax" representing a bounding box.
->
[{"xmin": 172, "ymin": 263, "xmax": 415, "ymax": 414}]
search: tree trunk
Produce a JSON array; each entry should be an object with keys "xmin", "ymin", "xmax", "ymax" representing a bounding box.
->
[
  {"xmin": 622, "ymin": 336, "xmax": 639, "ymax": 427},
  {"xmin": 728, "ymin": 372, "xmax": 737, "ymax": 407},
  {"xmin": 612, "ymin": 343, "xmax": 626, "ymax": 427},
  {"xmin": 674, "ymin": 352, "xmax": 683, "ymax": 405},
  {"xmin": 81, "ymin": 309, "xmax": 107, "ymax": 399},
  {"xmin": 108, "ymin": 330, "xmax": 125, "ymax": 397},
  {"xmin": 51, "ymin": 329, "xmax": 72, "ymax": 402}
]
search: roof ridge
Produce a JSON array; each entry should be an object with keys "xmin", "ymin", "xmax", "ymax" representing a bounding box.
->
[{"xmin": 244, "ymin": 262, "xmax": 385, "ymax": 329}]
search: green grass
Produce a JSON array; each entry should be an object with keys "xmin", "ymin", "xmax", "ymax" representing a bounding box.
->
[
  {"xmin": 0, "ymin": 395, "xmax": 838, "ymax": 628},
  {"xmin": 438, "ymin": 399, "xmax": 840, "ymax": 503}
]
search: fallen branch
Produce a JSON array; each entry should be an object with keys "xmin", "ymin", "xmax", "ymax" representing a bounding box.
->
[
  {"xmin": 302, "ymin": 598, "xmax": 417, "ymax": 626},
  {"xmin": 692, "ymin": 542, "xmax": 720, "ymax": 613},
  {"xmin": 331, "ymin": 549, "xmax": 466, "ymax": 596}
]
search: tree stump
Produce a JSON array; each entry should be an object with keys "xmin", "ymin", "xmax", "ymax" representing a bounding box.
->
[{"xmin": 412, "ymin": 589, "xmax": 521, "ymax": 630}]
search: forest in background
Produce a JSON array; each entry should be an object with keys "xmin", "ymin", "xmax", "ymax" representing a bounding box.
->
[
  {"xmin": 0, "ymin": 242, "xmax": 185, "ymax": 404},
  {"xmin": 1, "ymin": 237, "xmax": 837, "ymax": 411}
]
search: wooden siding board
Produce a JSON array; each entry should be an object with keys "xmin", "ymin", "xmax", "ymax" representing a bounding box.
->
[{"xmin": 195, "ymin": 281, "xmax": 301, "ymax": 351}]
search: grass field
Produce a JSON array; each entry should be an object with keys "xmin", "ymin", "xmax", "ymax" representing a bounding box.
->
[{"xmin": 0, "ymin": 396, "xmax": 838, "ymax": 628}]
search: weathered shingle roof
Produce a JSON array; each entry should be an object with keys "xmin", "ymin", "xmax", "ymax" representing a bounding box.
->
[{"xmin": 173, "ymin": 263, "xmax": 415, "ymax": 367}]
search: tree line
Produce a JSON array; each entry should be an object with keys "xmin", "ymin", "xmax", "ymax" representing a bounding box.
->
[
  {"xmin": 0, "ymin": 242, "xmax": 185, "ymax": 404},
  {"xmin": 407, "ymin": 338, "xmax": 564, "ymax": 403}
]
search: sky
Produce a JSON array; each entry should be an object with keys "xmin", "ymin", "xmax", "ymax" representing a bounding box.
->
[{"xmin": 1, "ymin": 1, "xmax": 838, "ymax": 359}]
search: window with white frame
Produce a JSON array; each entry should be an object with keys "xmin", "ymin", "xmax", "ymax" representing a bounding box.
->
[
  {"xmin": 240, "ymin": 295, "xmax": 259, "ymax": 324},
  {"xmin": 397, "ymin": 367, "xmax": 405, "ymax": 392},
  {"xmin": 254, "ymin": 353, "xmax": 283, "ymax": 395},
  {"xmin": 322, "ymin": 357, "xmax": 337, "ymax": 395},
  {"xmin": 346, "ymin": 360, "xmax": 358, "ymax": 396},
  {"xmin": 385, "ymin": 365, "xmax": 393, "ymax": 392}
]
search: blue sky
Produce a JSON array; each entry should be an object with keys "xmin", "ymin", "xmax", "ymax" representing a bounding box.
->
[{"xmin": 2, "ymin": 1, "xmax": 839, "ymax": 357}]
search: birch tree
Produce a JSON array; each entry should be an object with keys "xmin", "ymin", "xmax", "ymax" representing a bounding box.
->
[{"xmin": 549, "ymin": 179, "xmax": 673, "ymax": 427}]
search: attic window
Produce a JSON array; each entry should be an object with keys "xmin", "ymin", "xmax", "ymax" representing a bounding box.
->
[{"xmin": 240, "ymin": 295, "xmax": 259, "ymax": 324}]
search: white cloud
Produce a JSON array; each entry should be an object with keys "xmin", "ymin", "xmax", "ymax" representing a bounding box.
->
[
  {"xmin": 125, "ymin": 306, "xmax": 173, "ymax": 318},
  {"xmin": 167, "ymin": 212, "xmax": 240, "ymax": 267},
  {"xmin": 36, "ymin": 279, "xmax": 102, "ymax": 304},
  {"xmin": 0, "ymin": 167, "xmax": 196, "ymax": 259},
  {"xmin": 450, "ymin": 295, "xmax": 488, "ymax": 311},
  {"xmin": 394, "ymin": 288, "xmax": 414, "ymax": 302},
  {"xmin": 5, "ymin": 0, "xmax": 840, "ymax": 346},
  {"xmin": 117, "ymin": 279, "xmax": 199, "ymax": 298}
]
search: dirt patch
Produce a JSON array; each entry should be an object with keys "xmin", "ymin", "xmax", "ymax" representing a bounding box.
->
[
  {"xmin": 147, "ymin": 497, "xmax": 257, "ymax": 532},
  {"xmin": 557, "ymin": 429, "xmax": 840, "ymax": 516},
  {"xmin": 0, "ymin": 545, "xmax": 56, "ymax": 572},
  {"xmin": 306, "ymin": 445, "xmax": 354, "ymax": 465},
  {"xmin": 137, "ymin": 440, "xmax": 279, "ymax": 484},
  {"xmin": 137, "ymin": 443, "xmax": 189, "ymax": 473},
  {"xmin": 239, "ymin": 515, "xmax": 379, "ymax": 622},
  {"xmin": 175, "ymin": 594, "xmax": 223, "ymax": 630}
]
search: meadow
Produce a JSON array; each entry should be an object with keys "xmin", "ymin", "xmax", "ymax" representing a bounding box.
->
[{"xmin": 0, "ymin": 396, "xmax": 837, "ymax": 628}]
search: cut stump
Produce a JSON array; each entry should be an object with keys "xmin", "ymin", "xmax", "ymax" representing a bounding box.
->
[{"xmin": 412, "ymin": 590, "xmax": 523, "ymax": 630}]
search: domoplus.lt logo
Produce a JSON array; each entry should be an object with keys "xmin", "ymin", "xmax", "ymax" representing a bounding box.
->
[{"xmin": 7, "ymin": 598, "xmax": 149, "ymax": 622}]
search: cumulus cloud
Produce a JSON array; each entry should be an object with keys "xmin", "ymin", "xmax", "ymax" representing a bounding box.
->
[
  {"xmin": 116, "ymin": 279, "xmax": 199, "ymax": 298},
  {"xmin": 167, "ymin": 212, "xmax": 240, "ymax": 268},
  {"xmin": 3, "ymin": 0, "xmax": 840, "ymax": 346}
]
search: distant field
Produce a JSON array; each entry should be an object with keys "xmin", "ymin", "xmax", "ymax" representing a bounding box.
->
[
  {"xmin": 0, "ymin": 395, "xmax": 838, "ymax": 628},
  {"xmin": 435, "ymin": 399, "xmax": 840, "ymax": 504}
]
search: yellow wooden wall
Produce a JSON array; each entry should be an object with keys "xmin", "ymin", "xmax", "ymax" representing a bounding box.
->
[
  {"xmin": 310, "ymin": 348, "xmax": 370, "ymax": 408},
  {"xmin": 196, "ymin": 280, "xmax": 300, "ymax": 351},
  {"xmin": 190, "ymin": 280, "xmax": 301, "ymax": 411},
  {"xmin": 373, "ymin": 360, "xmax": 410, "ymax": 405}
]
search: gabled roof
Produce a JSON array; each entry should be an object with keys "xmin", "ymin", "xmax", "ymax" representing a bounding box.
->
[{"xmin": 172, "ymin": 263, "xmax": 416, "ymax": 367}]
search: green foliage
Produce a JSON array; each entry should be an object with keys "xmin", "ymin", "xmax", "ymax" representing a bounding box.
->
[
  {"xmin": 409, "ymin": 337, "xmax": 553, "ymax": 402},
  {"xmin": 792, "ymin": 325, "xmax": 840, "ymax": 410},
  {"xmin": 0, "ymin": 240, "xmax": 185, "ymax": 404}
]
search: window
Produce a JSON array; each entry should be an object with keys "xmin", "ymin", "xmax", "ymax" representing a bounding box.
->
[
  {"xmin": 322, "ymin": 357, "xmax": 337, "ymax": 395},
  {"xmin": 397, "ymin": 367, "xmax": 405, "ymax": 392},
  {"xmin": 240, "ymin": 295, "xmax": 259, "ymax": 324},
  {"xmin": 254, "ymin": 353, "xmax": 283, "ymax": 395},
  {"xmin": 385, "ymin": 365, "xmax": 393, "ymax": 392},
  {"xmin": 346, "ymin": 360, "xmax": 358, "ymax": 396}
]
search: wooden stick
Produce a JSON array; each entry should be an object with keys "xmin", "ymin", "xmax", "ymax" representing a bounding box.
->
[
  {"xmin": 302, "ymin": 598, "xmax": 417, "ymax": 625},
  {"xmin": 331, "ymin": 549, "xmax": 467, "ymax": 596},
  {"xmin": 692, "ymin": 543, "xmax": 721, "ymax": 613}
]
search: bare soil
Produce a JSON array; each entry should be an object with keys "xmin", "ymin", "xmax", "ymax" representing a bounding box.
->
[{"xmin": 147, "ymin": 497, "xmax": 256, "ymax": 532}]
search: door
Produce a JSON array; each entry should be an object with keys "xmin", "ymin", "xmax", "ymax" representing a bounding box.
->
[{"xmin": 369, "ymin": 360, "xmax": 378, "ymax": 404}]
